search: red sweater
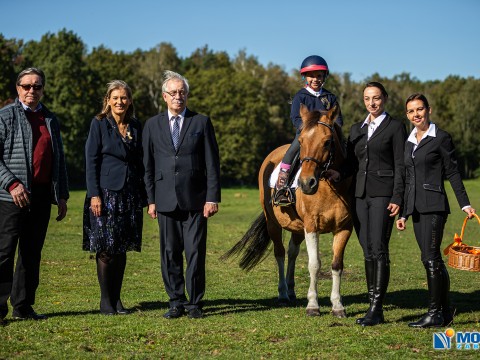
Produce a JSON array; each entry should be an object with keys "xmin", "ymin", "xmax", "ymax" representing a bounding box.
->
[{"xmin": 8, "ymin": 110, "xmax": 53, "ymax": 191}]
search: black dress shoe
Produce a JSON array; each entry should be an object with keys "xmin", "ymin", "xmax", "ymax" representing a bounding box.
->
[
  {"xmin": 188, "ymin": 308, "xmax": 204, "ymax": 319},
  {"xmin": 163, "ymin": 307, "xmax": 185, "ymax": 319},
  {"xmin": 12, "ymin": 311, "xmax": 48, "ymax": 320}
]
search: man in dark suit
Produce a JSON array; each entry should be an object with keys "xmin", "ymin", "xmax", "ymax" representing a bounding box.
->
[{"xmin": 143, "ymin": 71, "xmax": 221, "ymax": 319}]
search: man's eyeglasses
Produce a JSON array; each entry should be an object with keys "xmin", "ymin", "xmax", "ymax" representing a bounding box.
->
[
  {"xmin": 164, "ymin": 90, "xmax": 187, "ymax": 98},
  {"xmin": 19, "ymin": 84, "xmax": 43, "ymax": 91}
]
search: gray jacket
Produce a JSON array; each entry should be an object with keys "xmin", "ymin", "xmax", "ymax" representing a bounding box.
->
[{"xmin": 0, "ymin": 98, "xmax": 69, "ymax": 203}]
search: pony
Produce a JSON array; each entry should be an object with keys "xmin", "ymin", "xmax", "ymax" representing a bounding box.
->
[{"xmin": 223, "ymin": 104, "xmax": 353, "ymax": 317}]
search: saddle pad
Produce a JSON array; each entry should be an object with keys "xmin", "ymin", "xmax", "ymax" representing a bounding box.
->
[{"xmin": 269, "ymin": 163, "xmax": 301, "ymax": 189}]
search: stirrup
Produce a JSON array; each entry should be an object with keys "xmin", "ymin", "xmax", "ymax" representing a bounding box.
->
[{"xmin": 273, "ymin": 187, "xmax": 295, "ymax": 207}]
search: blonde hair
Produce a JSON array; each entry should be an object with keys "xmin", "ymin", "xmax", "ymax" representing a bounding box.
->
[{"xmin": 96, "ymin": 80, "xmax": 135, "ymax": 120}]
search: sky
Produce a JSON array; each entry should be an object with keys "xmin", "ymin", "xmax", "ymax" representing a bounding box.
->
[{"xmin": 1, "ymin": 0, "xmax": 479, "ymax": 82}]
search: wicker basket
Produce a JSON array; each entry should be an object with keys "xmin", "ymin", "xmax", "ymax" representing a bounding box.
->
[{"xmin": 445, "ymin": 214, "xmax": 480, "ymax": 272}]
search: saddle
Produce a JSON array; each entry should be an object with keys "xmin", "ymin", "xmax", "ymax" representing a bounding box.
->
[{"xmin": 272, "ymin": 153, "xmax": 300, "ymax": 207}]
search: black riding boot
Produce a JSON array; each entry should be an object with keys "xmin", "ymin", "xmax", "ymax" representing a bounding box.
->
[
  {"xmin": 356, "ymin": 259, "xmax": 375, "ymax": 324},
  {"xmin": 440, "ymin": 263, "xmax": 454, "ymax": 326},
  {"xmin": 362, "ymin": 255, "xmax": 389, "ymax": 326},
  {"xmin": 96, "ymin": 252, "xmax": 116, "ymax": 315},
  {"xmin": 409, "ymin": 260, "xmax": 445, "ymax": 328},
  {"xmin": 112, "ymin": 253, "xmax": 129, "ymax": 314}
]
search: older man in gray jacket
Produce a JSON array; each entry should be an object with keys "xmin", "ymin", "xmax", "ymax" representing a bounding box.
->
[{"xmin": 0, "ymin": 68, "xmax": 69, "ymax": 323}]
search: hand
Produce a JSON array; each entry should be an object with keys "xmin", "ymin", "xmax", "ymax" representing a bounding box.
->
[
  {"xmin": 90, "ymin": 196, "xmax": 102, "ymax": 217},
  {"xmin": 203, "ymin": 203, "xmax": 218, "ymax": 218},
  {"xmin": 387, "ymin": 203, "xmax": 400, "ymax": 217},
  {"xmin": 325, "ymin": 169, "xmax": 340, "ymax": 182},
  {"xmin": 396, "ymin": 218, "xmax": 406, "ymax": 231},
  {"xmin": 56, "ymin": 199, "xmax": 67, "ymax": 221},
  {"xmin": 464, "ymin": 206, "xmax": 476, "ymax": 219},
  {"xmin": 148, "ymin": 203, "xmax": 157, "ymax": 219},
  {"xmin": 10, "ymin": 183, "xmax": 30, "ymax": 208}
]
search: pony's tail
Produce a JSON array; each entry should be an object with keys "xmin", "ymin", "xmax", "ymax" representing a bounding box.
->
[{"xmin": 220, "ymin": 212, "xmax": 271, "ymax": 271}]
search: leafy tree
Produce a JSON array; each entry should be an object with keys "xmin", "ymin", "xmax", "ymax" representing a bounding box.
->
[
  {"xmin": 20, "ymin": 29, "xmax": 92, "ymax": 184},
  {"xmin": 0, "ymin": 34, "xmax": 22, "ymax": 106}
]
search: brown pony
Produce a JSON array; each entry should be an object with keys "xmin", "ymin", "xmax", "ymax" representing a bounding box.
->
[{"xmin": 223, "ymin": 104, "xmax": 352, "ymax": 317}]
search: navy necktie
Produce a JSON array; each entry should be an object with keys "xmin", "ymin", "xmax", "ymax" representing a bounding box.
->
[{"xmin": 171, "ymin": 116, "xmax": 180, "ymax": 150}]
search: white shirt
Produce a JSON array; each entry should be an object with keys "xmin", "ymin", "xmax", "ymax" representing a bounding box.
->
[
  {"xmin": 361, "ymin": 112, "xmax": 386, "ymax": 139},
  {"xmin": 407, "ymin": 122, "xmax": 437, "ymax": 155}
]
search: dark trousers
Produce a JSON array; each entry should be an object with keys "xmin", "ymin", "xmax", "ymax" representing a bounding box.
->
[
  {"xmin": 158, "ymin": 207, "xmax": 207, "ymax": 310},
  {"xmin": 354, "ymin": 195, "xmax": 394, "ymax": 260},
  {"xmin": 411, "ymin": 209, "xmax": 447, "ymax": 263},
  {"xmin": 282, "ymin": 131, "xmax": 301, "ymax": 165},
  {"xmin": 0, "ymin": 185, "xmax": 52, "ymax": 314}
]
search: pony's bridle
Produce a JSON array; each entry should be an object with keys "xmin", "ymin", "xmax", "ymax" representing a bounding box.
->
[{"xmin": 299, "ymin": 121, "xmax": 335, "ymax": 180}]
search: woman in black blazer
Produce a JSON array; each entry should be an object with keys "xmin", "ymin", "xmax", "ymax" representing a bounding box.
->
[
  {"xmin": 330, "ymin": 82, "xmax": 406, "ymax": 326},
  {"xmin": 396, "ymin": 93, "xmax": 475, "ymax": 328},
  {"xmin": 83, "ymin": 80, "xmax": 146, "ymax": 315}
]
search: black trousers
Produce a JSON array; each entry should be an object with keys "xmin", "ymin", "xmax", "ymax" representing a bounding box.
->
[
  {"xmin": 0, "ymin": 185, "xmax": 52, "ymax": 314},
  {"xmin": 158, "ymin": 207, "xmax": 207, "ymax": 310},
  {"xmin": 411, "ymin": 209, "xmax": 447, "ymax": 263},
  {"xmin": 354, "ymin": 195, "xmax": 394, "ymax": 260},
  {"xmin": 282, "ymin": 131, "xmax": 301, "ymax": 165}
]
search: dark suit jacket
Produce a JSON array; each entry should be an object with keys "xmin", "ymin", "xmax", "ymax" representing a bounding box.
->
[
  {"xmin": 143, "ymin": 109, "xmax": 221, "ymax": 212},
  {"xmin": 345, "ymin": 114, "xmax": 406, "ymax": 205},
  {"xmin": 401, "ymin": 126, "xmax": 470, "ymax": 217},
  {"xmin": 85, "ymin": 117, "xmax": 144, "ymax": 197}
]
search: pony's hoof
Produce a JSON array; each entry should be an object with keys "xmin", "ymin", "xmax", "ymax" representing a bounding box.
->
[
  {"xmin": 306, "ymin": 308, "xmax": 321, "ymax": 317},
  {"xmin": 332, "ymin": 309, "xmax": 347, "ymax": 318}
]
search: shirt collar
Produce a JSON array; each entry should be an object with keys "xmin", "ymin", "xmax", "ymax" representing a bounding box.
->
[
  {"xmin": 168, "ymin": 109, "xmax": 186, "ymax": 121},
  {"xmin": 361, "ymin": 112, "xmax": 386, "ymax": 128},
  {"xmin": 407, "ymin": 122, "xmax": 437, "ymax": 144},
  {"xmin": 305, "ymin": 86, "xmax": 323, "ymax": 97},
  {"xmin": 20, "ymin": 100, "xmax": 42, "ymax": 112}
]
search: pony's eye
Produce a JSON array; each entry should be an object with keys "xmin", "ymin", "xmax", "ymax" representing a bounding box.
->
[{"xmin": 324, "ymin": 139, "xmax": 332, "ymax": 148}]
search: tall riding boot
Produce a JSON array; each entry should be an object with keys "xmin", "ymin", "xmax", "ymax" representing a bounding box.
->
[
  {"xmin": 362, "ymin": 255, "xmax": 389, "ymax": 326},
  {"xmin": 96, "ymin": 252, "xmax": 116, "ymax": 315},
  {"xmin": 409, "ymin": 260, "xmax": 444, "ymax": 328},
  {"xmin": 112, "ymin": 253, "xmax": 129, "ymax": 314},
  {"xmin": 440, "ymin": 262, "xmax": 454, "ymax": 326},
  {"xmin": 356, "ymin": 259, "xmax": 375, "ymax": 324}
]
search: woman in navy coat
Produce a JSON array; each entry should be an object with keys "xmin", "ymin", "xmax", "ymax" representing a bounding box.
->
[
  {"xmin": 397, "ymin": 93, "xmax": 475, "ymax": 328},
  {"xmin": 83, "ymin": 80, "xmax": 145, "ymax": 315}
]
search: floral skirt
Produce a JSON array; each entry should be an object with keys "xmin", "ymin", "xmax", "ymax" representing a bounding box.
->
[{"xmin": 83, "ymin": 178, "xmax": 143, "ymax": 254}]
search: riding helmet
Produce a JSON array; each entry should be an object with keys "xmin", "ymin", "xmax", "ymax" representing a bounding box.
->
[{"xmin": 300, "ymin": 55, "xmax": 329, "ymax": 75}]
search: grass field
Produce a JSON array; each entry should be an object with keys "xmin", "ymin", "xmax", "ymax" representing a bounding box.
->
[{"xmin": 1, "ymin": 181, "xmax": 480, "ymax": 359}]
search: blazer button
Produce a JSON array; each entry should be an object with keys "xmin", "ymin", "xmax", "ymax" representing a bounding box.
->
[
  {"xmin": 175, "ymin": 172, "xmax": 178, "ymax": 175},
  {"xmin": 175, "ymin": 156, "xmax": 178, "ymax": 159}
]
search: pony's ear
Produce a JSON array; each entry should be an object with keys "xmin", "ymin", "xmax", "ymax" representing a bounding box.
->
[
  {"xmin": 299, "ymin": 103, "xmax": 309, "ymax": 120},
  {"xmin": 327, "ymin": 103, "xmax": 340, "ymax": 125}
]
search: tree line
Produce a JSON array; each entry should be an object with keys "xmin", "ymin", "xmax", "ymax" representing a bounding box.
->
[{"xmin": 1, "ymin": 29, "xmax": 479, "ymax": 186}]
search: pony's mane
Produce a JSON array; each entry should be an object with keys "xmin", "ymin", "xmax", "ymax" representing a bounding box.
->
[{"xmin": 301, "ymin": 110, "xmax": 328, "ymax": 132}]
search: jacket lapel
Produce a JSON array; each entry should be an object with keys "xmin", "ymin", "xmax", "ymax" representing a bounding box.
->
[
  {"xmin": 176, "ymin": 108, "xmax": 193, "ymax": 152},
  {"xmin": 368, "ymin": 114, "xmax": 390, "ymax": 142}
]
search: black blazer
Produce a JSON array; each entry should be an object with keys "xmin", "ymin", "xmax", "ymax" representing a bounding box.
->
[
  {"xmin": 85, "ymin": 117, "xmax": 144, "ymax": 197},
  {"xmin": 345, "ymin": 114, "xmax": 406, "ymax": 205},
  {"xmin": 401, "ymin": 126, "xmax": 470, "ymax": 217},
  {"xmin": 142, "ymin": 109, "xmax": 221, "ymax": 212}
]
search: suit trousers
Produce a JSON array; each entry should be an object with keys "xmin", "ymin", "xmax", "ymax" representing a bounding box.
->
[
  {"xmin": 411, "ymin": 209, "xmax": 447, "ymax": 263},
  {"xmin": 0, "ymin": 185, "xmax": 52, "ymax": 314},
  {"xmin": 354, "ymin": 195, "xmax": 394, "ymax": 260},
  {"xmin": 158, "ymin": 207, "xmax": 207, "ymax": 310}
]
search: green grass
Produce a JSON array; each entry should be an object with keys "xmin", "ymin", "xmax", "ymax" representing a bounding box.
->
[{"xmin": 1, "ymin": 182, "xmax": 480, "ymax": 359}]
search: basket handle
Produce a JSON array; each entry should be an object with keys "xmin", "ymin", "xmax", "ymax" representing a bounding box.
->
[
  {"xmin": 459, "ymin": 213, "xmax": 480, "ymax": 240},
  {"xmin": 443, "ymin": 213, "xmax": 480, "ymax": 256}
]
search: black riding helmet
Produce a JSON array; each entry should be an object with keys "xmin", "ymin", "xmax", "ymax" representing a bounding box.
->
[{"xmin": 300, "ymin": 55, "xmax": 329, "ymax": 76}]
